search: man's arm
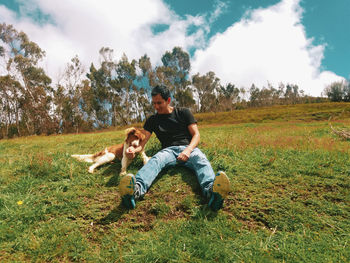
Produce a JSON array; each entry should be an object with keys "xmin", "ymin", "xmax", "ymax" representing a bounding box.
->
[
  {"xmin": 177, "ymin": 123, "xmax": 200, "ymax": 162},
  {"xmin": 125, "ymin": 129, "xmax": 152, "ymax": 159}
]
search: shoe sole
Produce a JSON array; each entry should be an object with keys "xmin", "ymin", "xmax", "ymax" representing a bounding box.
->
[
  {"xmin": 119, "ymin": 173, "xmax": 135, "ymax": 197},
  {"xmin": 212, "ymin": 171, "xmax": 230, "ymax": 198}
]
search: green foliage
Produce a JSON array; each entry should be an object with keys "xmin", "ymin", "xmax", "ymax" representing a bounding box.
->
[
  {"xmin": 192, "ymin": 71, "xmax": 220, "ymax": 112},
  {"xmin": 324, "ymin": 81, "xmax": 350, "ymax": 102},
  {"xmin": 159, "ymin": 47, "xmax": 194, "ymax": 107},
  {"xmin": 0, "ymin": 23, "xmax": 53, "ymax": 137}
]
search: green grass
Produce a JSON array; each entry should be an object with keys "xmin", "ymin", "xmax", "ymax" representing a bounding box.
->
[
  {"xmin": 1, "ymin": 103, "xmax": 350, "ymax": 262},
  {"xmin": 195, "ymin": 102, "xmax": 350, "ymax": 125}
]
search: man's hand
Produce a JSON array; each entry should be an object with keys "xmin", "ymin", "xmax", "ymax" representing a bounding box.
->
[
  {"xmin": 125, "ymin": 146, "xmax": 136, "ymax": 159},
  {"xmin": 177, "ymin": 148, "xmax": 192, "ymax": 162},
  {"xmin": 176, "ymin": 123, "xmax": 199, "ymax": 162}
]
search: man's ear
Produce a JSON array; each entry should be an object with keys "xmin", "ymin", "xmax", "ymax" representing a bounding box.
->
[{"xmin": 167, "ymin": 97, "xmax": 171, "ymax": 104}]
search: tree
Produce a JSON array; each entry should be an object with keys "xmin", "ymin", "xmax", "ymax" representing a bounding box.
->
[
  {"xmin": 0, "ymin": 23, "xmax": 53, "ymax": 135},
  {"xmin": 343, "ymin": 81, "xmax": 350, "ymax": 102},
  {"xmin": 324, "ymin": 81, "xmax": 346, "ymax": 102},
  {"xmin": 115, "ymin": 54, "xmax": 138, "ymax": 125},
  {"xmin": 0, "ymin": 75, "xmax": 22, "ymax": 137},
  {"xmin": 160, "ymin": 47, "xmax": 194, "ymax": 107},
  {"xmin": 175, "ymin": 87, "xmax": 196, "ymax": 109},
  {"xmin": 192, "ymin": 71, "xmax": 220, "ymax": 112},
  {"xmin": 54, "ymin": 55, "xmax": 87, "ymax": 133},
  {"xmin": 217, "ymin": 83, "xmax": 241, "ymax": 111},
  {"xmin": 86, "ymin": 47, "xmax": 118, "ymax": 127},
  {"xmin": 249, "ymin": 84, "xmax": 260, "ymax": 107},
  {"xmin": 137, "ymin": 54, "xmax": 153, "ymax": 119},
  {"xmin": 138, "ymin": 54, "xmax": 152, "ymax": 81},
  {"xmin": 284, "ymin": 84, "xmax": 300, "ymax": 104}
]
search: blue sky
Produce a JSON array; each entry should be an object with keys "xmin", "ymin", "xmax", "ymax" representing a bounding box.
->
[
  {"xmin": 0, "ymin": 0, "xmax": 348, "ymax": 96},
  {"xmin": 165, "ymin": 0, "xmax": 349, "ymax": 78}
]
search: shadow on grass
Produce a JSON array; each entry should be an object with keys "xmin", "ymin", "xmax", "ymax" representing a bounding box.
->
[
  {"xmin": 190, "ymin": 205, "xmax": 220, "ymax": 221},
  {"xmin": 167, "ymin": 166, "xmax": 202, "ymax": 195},
  {"xmin": 97, "ymin": 203, "xmax": 129, "ymax": 225},
  {"xmin": 99, "ymin": 162, "xmax": 219, "ymax": 225},
  {"xmin": 152, "ymin": 166, "xmax": 220, "ymax": 220},
  {"xmin": 103, "ymin": 164, "xmax": 122, "ymax": 187},
  {"xmin": 147, "ymin": 165, "xmax": 202, "ymax": 197}
]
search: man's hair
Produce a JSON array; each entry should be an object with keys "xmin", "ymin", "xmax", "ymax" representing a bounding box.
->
[{"xmin": 151, "ymin": 85, "xmax": 171, "ymax": 100}]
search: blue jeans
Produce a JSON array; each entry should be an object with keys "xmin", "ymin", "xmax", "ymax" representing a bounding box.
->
[{"xmin": 135, "ymin": 146, "xmax": 215, "ymax": 199}]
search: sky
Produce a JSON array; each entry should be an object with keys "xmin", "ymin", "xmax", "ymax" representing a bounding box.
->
[{"xmin": 0, "ymin": 0, "xmax": 349, "ymax": 96}]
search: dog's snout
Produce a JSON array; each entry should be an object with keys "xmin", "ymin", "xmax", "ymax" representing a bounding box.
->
[{"xmin": 131, "ymin": 140, "xmax": 140, "ymax": 147}]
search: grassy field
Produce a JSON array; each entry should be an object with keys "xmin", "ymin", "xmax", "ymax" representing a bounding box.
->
[{"xmin": 0, "ymin": 103, "xmax": 349, "ymax": 262}]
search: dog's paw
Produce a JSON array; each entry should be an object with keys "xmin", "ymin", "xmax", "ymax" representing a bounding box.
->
[
  {"xmin": 88, "ymin": 168, "xmax": 95, "ymax": 174},
  {"xmin": 119, "ymin": 171, "xmax": 127, "ymax": 176},
  {"xmin": 143, "ymin": 156, "xmax": 150, "ymax": 165}
]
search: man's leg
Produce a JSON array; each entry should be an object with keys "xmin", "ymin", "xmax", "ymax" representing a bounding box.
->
[
  {"xmin": 183, "ymin": 148, "xmax": 216, "ymax": 198},
  {"xmin": 119, "ymin": 147, "xmax": 178, "ymax": 208},
  {"xmin": 135, "ymin": 147, "xmax": 178, "ymax": 196},
  {"xmin": 184, "ymin": 148, "xmax": 230, "ymax": 211}
]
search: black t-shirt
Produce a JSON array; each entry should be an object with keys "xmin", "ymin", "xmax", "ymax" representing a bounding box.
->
[{"xmin": 144, "ymin": 107, "xmax": 197, "ymax": 149}]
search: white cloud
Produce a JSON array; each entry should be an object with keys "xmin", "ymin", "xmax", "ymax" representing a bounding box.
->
[
  {"xmin": 0, "ymin": 0, "xmax": 345, "ymax": 96},
  {"xmin": 0, "ymin": 0, "xmax": 207, "ymax": 83},
  {"xmin": 0, "ymin": 5, "xmax": 14, "ymax": 21},
  {"xmin": 191, "ymin": 0, "xmax": 344, "ymax": 96}
]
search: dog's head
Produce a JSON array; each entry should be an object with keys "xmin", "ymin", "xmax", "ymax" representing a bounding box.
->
[{"xmin": 125, "ymin": 127, "xmax": 146, "ymax": 147}]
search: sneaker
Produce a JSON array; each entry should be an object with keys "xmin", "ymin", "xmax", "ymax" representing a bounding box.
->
[
  {"xmin": 208, "ymin": 171, "xmax": 231, "ymax": 211},
  {"xmin": 119, "ymin": 173, "xmax": 137, "ymax": 209}
]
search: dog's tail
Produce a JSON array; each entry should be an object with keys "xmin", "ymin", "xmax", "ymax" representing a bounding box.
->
[{"xmin": 71, "ymin": 154, "xmax": 95, "ymax": 163}]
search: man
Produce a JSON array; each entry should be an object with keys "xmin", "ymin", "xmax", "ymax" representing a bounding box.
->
[{"xmin": 119, "ymin": 85, "xmax": 230, "ymax": 211}]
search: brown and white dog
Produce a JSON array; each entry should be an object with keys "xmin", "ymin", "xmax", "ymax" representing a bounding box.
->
[{"xmin": 71, "ymin": 127, "xmax": 149, "ymax": 175}]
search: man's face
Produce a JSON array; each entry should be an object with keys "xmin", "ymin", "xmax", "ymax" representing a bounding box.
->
[{"xmin": 152, "ymin": 94, "xmax": 170, "ymax": 114}]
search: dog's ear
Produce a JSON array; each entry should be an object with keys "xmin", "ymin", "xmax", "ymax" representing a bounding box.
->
[
  {"xmin": 125, "ymin": 127, "xmax": 136, "ymax": 136},
  {"xmin": 138, "ymin": 130, "xmax": 146, "ymax": 140}
]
